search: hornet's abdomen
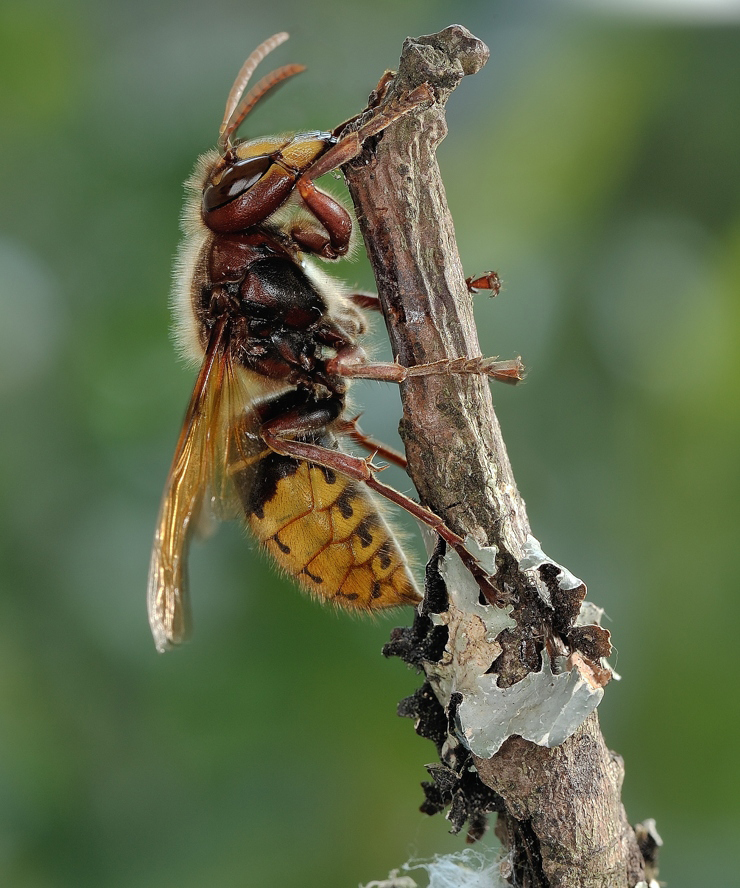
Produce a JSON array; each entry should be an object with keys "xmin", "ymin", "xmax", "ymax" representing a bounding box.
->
[{"xmin": 231, "ymin": 422, "xmax": 418, "ymax": 609}]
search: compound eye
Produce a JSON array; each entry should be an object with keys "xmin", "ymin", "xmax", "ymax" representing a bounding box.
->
[{"xmin": 202, "ymin": 154, "xmax": 273, "ymax": 212}]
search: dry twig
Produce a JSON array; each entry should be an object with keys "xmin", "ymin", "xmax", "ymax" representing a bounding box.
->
[{"xmin": 342, "ymin": 25, "xmax": 651, "ymax": 888}]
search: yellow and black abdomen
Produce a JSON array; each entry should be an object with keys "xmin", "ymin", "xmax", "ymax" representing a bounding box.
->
[{"xmin": 231, "ymin": 426, "xmax": 419, "ymax": 610}]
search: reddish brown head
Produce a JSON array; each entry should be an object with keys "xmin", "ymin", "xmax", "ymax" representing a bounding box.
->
[
  {"xmin": 201, "ymin": 33, "xmax": 334, "ymax": 234},
  {"xmin": 202, "ymin": 132, "xmax": 334, "ymax": 233}
]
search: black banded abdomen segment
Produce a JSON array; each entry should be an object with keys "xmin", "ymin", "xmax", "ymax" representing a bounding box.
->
[{"xmin": 234, "ymin": 450, "xmax": 418, "ymax": 609}]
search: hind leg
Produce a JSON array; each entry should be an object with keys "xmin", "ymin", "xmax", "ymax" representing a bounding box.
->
[{"xmin": 260, "ymin": 410, "xmax": 500, "ymax": 605}]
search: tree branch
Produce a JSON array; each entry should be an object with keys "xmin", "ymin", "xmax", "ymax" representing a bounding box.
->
[{"xmin": 342, "ymin": 25, "xmax": 651, "ymax": 888}]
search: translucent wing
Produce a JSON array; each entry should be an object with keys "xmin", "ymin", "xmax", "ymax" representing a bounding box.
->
[{"xmin": 147, "ymin": 319, "xmax": 250, "ymax": 652}]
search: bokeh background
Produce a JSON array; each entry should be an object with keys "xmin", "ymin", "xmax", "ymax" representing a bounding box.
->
[{"xmin": 1, "ymin": 0, "xmax": 739, "ymax": 885}]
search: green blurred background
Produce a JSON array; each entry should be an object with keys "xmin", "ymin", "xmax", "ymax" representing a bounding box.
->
[{"xmin": 1, "ymin": 0, "xmax": 739, "ymax": 885}]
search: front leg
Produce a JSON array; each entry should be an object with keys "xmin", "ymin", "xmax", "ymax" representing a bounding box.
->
[
  {"xmin": 292, "ymin": 83, "xmax": 434, "ymax": 259},
  {"xmin": 292, "ymin": 184, "xmax": 353, "ymax": 259}
]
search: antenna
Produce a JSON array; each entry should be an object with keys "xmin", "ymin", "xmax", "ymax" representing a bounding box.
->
[
  {"xmin": 220, "ymin": 64, "xmax": 306, "ymax": 150},
  {"xmin": 218, "ymin": 32, "xmax": 293, "ymax": 151}
]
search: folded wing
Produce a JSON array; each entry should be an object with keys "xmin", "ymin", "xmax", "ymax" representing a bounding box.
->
[{"xmin": 147, "ymin": 319, "xmax": 249, "ymax": 652}]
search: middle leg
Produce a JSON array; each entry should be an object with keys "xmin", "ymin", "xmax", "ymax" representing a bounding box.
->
[{"xmin": 327, "ymin": 346, "xmax": 525, "ymax": 385}]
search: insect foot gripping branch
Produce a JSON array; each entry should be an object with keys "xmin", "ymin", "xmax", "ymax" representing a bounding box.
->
[{"xmin": 147, "ymin": 32, "xmax": 524, "ymax": 653}]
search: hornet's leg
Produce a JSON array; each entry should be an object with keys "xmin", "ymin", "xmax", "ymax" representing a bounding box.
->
[
  {"xmin": 260, "ymin": 409, "xmax": 501, "ymax": 605},
  {"xmin": 348, "ymin": 292, "xmax": 382, "ymax": 313},
  {"xmin": 327, "ymin": 345, "xmax": 525, "ymax": 386},
  {"xmin": 334, "ymin": 415, "xmax": 408, "ymax": 470},
  {"xmin": 466, "ymin": 271, "xmax": 502, "ymax": 296},
  {"xmin": 293, "ymin": 84, "xmax": 434, "ymax": 259}
]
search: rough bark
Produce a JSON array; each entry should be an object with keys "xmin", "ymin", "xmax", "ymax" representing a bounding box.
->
[{"xmin": 341, "ymin": 26, "xmax": 648, "ymax": 888}]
